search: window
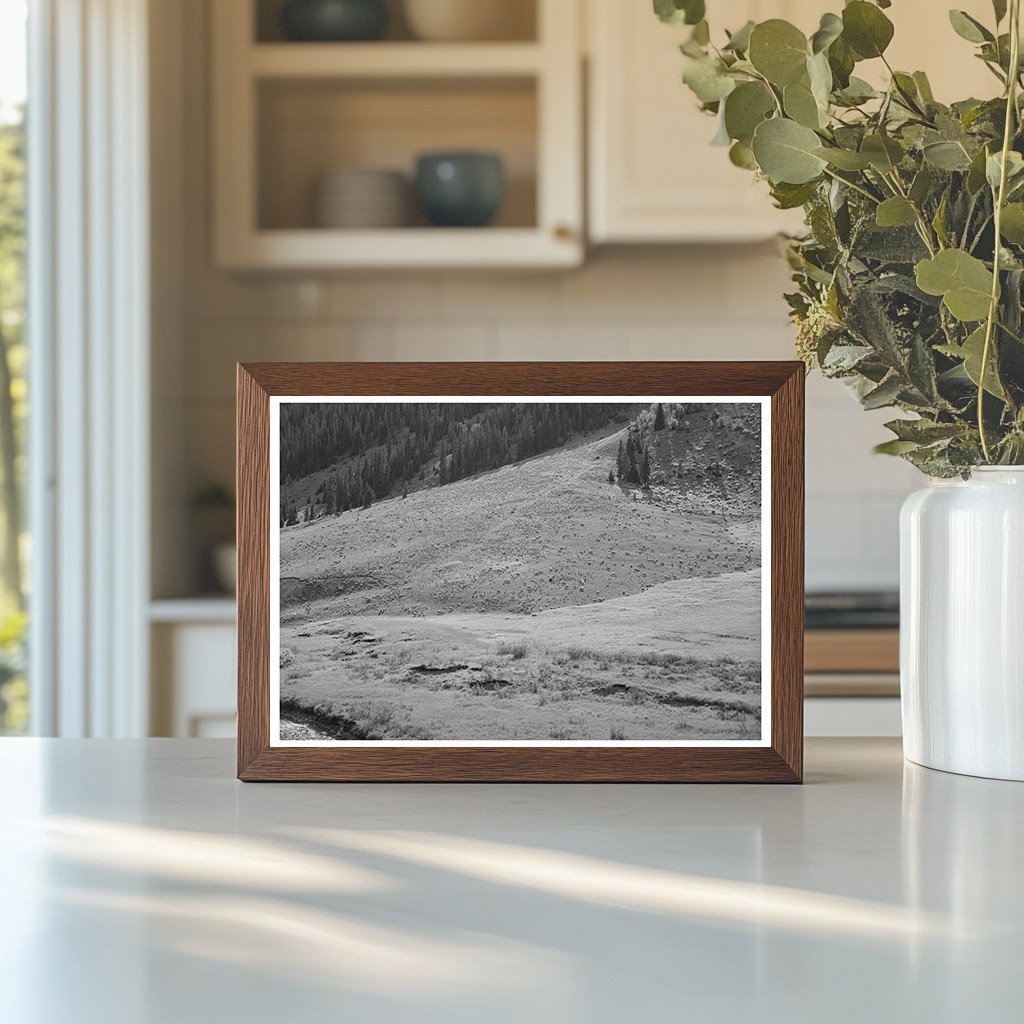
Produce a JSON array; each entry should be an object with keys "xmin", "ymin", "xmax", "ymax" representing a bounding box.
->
[{"xmin": 0, "ymin": 0, "xmax": 28, "ymax": 734}]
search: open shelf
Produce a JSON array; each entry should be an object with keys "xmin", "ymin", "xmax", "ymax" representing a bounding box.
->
[
  {"xmin": 249, "ymin": 41, "xmax": 544, "ymax": 77},
  {"xmin": 218, "ymin": 227, "xmax": 578, "ymax": 269},
  {"xmin": 254, "ymin": 0, "xmax": 538, "ymax": 44},
  {"xmin": 257, "ymin": 76, "xmax": 538, "ymax": 232},
  {"xmin": 213, "ymin": 0, "xmax": 582, "ymax": 269}
]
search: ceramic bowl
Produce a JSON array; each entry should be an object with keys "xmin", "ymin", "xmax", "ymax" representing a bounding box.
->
[
  {"xmin": 415, "ymin": 152, "xmax": 504, "ymax": 228},
  {"xmin": 403, "ymin": 0, "xmax": 534, "ymax": 42},
  {"xmin": 316, "ymin": 168, "xmax": 407, "ymax": 228},
  {"xmin": 281, "ymin": 0, "xmax": 388, "ymax": 42}
]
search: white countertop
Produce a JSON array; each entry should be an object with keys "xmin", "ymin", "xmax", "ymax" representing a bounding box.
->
[{"xmin": 1, "ymin": 738, "xmax": 1020, "ymax": 1023}]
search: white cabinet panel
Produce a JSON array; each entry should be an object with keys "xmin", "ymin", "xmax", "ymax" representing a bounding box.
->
[
  {"xmin": 151, "ymin": 621, "xmax": 236, "ymax": 738},
  {"xmin": 587, "ymin": 0, "xmax": 997, "ymax": 244},
  {"xmin": 588, "ymin": 0, "xmax": 813, "ymax": 242}
]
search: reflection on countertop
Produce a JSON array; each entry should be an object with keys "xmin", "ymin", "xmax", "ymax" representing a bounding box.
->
[{"xmin": 0, "ymin": 738, "xmax": 1021, "ymax": 1022}]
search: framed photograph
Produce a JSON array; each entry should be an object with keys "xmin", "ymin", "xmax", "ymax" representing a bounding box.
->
[{"xmin": 237, "ymin": 362, "xmax": 804, "ymax": 782}]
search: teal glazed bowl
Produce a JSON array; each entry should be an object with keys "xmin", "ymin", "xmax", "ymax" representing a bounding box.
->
[
  {"xmin": 415, "ymin": 152, "xmax": 505, "ymax": 227},
  {"xmin": 281, "ymin": 0, "xmax": 388, "ymax": 42}
]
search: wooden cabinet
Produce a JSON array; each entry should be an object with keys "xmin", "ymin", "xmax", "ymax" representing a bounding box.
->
[
  {"xmin": 212, "ymin": 0, "xmax": 583, "ymax": 269},
  {"xmin": 586, "ymin": 0, "xmax": 997, "ymax": 244},
  {"xmin": 150, "ymin": 601, "xmax": 237, "ymax": 738},
  {"xmin": 587, "ymin": 0, "xmax": 808, "ymax": 243}
]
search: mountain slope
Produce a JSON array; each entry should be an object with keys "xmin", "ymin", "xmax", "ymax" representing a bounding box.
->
[{"xmin": 280, "ymin": 423, "xmax": 760, "ymax": 622}]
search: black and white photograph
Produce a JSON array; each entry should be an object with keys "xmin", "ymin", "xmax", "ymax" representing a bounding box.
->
[{"xmin": 270, "ymin": 398, "xmax": 770, "ymax": 746}]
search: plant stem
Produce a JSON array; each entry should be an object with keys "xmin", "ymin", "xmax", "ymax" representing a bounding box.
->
[
  {"xmin": 822, "ymin": 167, "xmax": 881, "ymax": 205},
  {"xmin": 979, "ymin": 0, "xmax": 1021, "ymax": 462},
  {"xmin": 884, "ymin": 171, "xmax": 939, "ymax": 254}
]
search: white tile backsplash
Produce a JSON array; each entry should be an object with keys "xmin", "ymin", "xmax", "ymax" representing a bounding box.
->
[{"xmin": 182, "ymin": 251, "xmax": 917, "ymax": 592}]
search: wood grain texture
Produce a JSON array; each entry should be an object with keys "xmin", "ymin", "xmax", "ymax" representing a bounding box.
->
[
  {"xmin": 236, "ymin": 362, "xmax": 805, "ymax": 783},
  {"xmin": 237, "ymin": 366, "xmax": 271, "ymax": 777}
]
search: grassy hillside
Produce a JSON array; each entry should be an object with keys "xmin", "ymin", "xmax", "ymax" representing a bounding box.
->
[
  {"xmin": 280, "ymin": 422, "xmax": 759, "ymax": 622},
  {"xmin": 280, "ymin": 571, "xmax": 762, "ymax": 742}
]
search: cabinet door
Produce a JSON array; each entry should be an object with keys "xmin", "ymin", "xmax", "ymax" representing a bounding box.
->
[
  {"xmin": 587, "ymin": 0, "xmax": 996, "ymax": 244},
  {"xmin": 587, "ymin": 0, "xmax": 807, "ymax": 243}
]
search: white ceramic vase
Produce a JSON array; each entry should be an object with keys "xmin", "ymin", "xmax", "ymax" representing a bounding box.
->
[{"xmin": 900, "ymin": 467, "xmax": 1024, "ymax": 780}]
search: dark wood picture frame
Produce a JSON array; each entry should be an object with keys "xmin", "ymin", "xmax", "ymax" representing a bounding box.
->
[{"xmin": 237, "ymin": 362, "xmax": 804, "ymax": 782}]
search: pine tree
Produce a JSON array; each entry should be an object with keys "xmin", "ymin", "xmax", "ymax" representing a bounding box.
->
[
  {"xmin": 625, "ymin": 431, "xmax": 641, "ymax": 485},
  {"xmin": 616, "ymin": 439, "xmax": 627, "ymax": 480},
  {"xmin": 654, "ymin": 403, "xmax": 666, "ymax": 431},
  {"xmin": 641, "ymin": 445, "xmax": 652, "ymax": 488},
  {"xmin": 607, "ymin": 469, "xmax": 616, "ymax": 484},
  {"xmin": 362, "ymin": 485, "xmax": 372, "ymax": 510}
]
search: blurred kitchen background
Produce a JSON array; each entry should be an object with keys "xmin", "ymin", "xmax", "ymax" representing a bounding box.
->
[{"xmin": 1, "ymin": 0, "xmax": 997, "ymax": 739}]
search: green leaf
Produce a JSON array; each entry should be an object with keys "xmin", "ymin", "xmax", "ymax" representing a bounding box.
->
[
  {"xmin": 723, "ymin": 81, "xmax": 775, "ymax": 144},
  {"xmin": 948, "ymin": 10, "xmax": 994, "ymax": 44},
  {"xmin": 784, "ymin": 80, "xmax": 824, "ymax": 129},
  {"xmin": 814, "ymin": 146, "xmax": 872, "ymax": 170},
  {"xmin": 913, "ymin": 71, "xmax": 935, "ymax": 104},
  {"xmin": 885, "ymin": 418, "xmax": 963, "ymax": 443},
  {"xmin": 810, "ymin": 12, "xmax": 843, "ymax": 54},
  {"xmin": 827, "ymin": 36, "xmax": 856, "ymax": 88},
  {"xmin": 986, "ymin": 150, "xmax": 1024, "ymax": 191},
  {"xmin": 842, "ymin": 1, "xmax": 895, "ymax": 59},
  {"xmin": 967, "ymin": 144, "xmax": 991, "ymax": 194},
  {"xmin": 915, "ymin": 249, "xmax": 994, "ymax": 322},
  {"xmin": 748, "ymin": 20, "xmax": 809, "ymax": 86},
  {"xmin": 891, "ymin": 72, "xmax": 923, "ymax": 111},
  {"xmin": 909, "ymin": 164, "xmax": 933, "ymax": 205},
  {"xmin": 653, "ymin": 0, "xmax": 705, "ymax": 26},
  {"xmin": 770, "ymin": 180, "xmax": 820, "ymax": 209},
  {"xmin": 1000, "ymin": 203, "xmax": 1024, "ymax": 245},
  {"xmin": 923, "ymin": 140, "xmax": 972, "ymax": 171},
  {"xmin": 860, "ymin": 133, "xmax": 904, "ymax": 173},
  {"xmin": 684, "ymin": 1, "xmax": 706, "ymax": 27},
  {"xmin": 875, "ymin": 439, "xmax": 922, "ymax": 455},
  {"xmin": 993, "ymin": 0, "xmax": 1008, "ymax": 24},
  {"xmin": 876, "ymin": 197, "xmax": 918, "ymax": 228},
  {"xmin": 682, "ymin": 57, "xmax": 736, "ymax": 104},
  {"xmin": 729, "ymin": 140, "xmax": 757, "ymax": 169},
  {"xmin": 932, "ymin": 190, "xmax": 950, "ymax": 247},
  {"xmin": 751, "ymin": 118, "xmax": 828, "ymax": 184},
  {"xmin": 836, "ymin": 76, "xmax": 879, "ymax": 104},
  {"xmin": 724, "ymin": 20, "xmax": 755, "ymax": 52},
  {"xmin": 862, "ymin": 375, "xmax": 903, "ymax": 409},
  {"xmin": 944, "ymin": 288, "xmax": 994, "ymax": 324},
  {"xmin": 807, "ymin": 51, "xmax": 833, "ymax": 109},
  {"xmin": 939, "ymin": 325, "xmax": 1006, "ymax": 398}
]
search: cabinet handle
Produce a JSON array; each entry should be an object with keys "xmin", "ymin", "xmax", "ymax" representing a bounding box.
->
[{"xmin": 553, "ymin": 224, "xmax": 574, "ymax": 241}]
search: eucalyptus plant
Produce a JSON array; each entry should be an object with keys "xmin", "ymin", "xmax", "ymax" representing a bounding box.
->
[{"xmin": 657, "ymin": 0, "xmax": 1024, "ymax": 475}]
